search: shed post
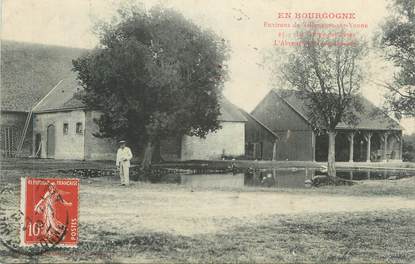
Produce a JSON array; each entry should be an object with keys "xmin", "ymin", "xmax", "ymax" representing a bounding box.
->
[
  {"xmin": 311, "ymin": 131, "xmax": 316, "ymax": 162},
  {"xmin": 272, "ymin": 138, "xmax": 278, "ymax": 161},
  {"xmin": 364, "ymin": 132, "xmax": 372, "ymax": 163},
  {"xmin": 382, "ymin": 132, "xmax": 389, "ymax": 162},
  {"xmin": 348, "ymin": 131, "xmax": 355, "ymax": 163},
  {"xmin": 399, "ymin": 131, "xmax": 403, "ymax": 161}
]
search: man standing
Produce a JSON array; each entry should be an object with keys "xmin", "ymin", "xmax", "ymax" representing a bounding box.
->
[{"xmin": 116, "ymin": 140, "xmax": 133, "ymax": 186}]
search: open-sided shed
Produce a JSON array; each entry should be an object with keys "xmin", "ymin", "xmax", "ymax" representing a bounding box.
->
[{"xmin": 252, "ymin": 89, "xmax": 403, "ymax": 162}]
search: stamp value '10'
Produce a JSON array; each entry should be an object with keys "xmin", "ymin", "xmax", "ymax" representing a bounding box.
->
[{"xmin": 20, "ymin": 177, "xmax": 79, "ymax": 247}]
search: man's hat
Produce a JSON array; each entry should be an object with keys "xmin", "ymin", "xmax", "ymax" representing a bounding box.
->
[{"xmin": 118, "ymin": 140, "xmax": 126, "ymax": 144}]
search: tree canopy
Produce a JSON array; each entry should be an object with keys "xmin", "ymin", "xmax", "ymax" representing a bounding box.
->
[
  {"xmin": 277, "ymin": 33, "xmax": 367, "ymax": 133},
  {"xmin": 73, "ymin": 6, "xmax": 229, "ymax": 161},
  {"xmin": 271, "ymin": 30, "xmax": 367, "ymax": 177},
  {"xmin": 378, "ymin": 0, "xmax": 415, "ymax": 117}
]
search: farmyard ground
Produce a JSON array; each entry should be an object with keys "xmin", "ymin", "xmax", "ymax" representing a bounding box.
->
[{"xmin": 1, "ymin": 159, "xmax": 414, "ymax": 263}]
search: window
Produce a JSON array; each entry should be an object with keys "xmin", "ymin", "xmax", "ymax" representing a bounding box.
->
[
  {"xmin": 76, "ymin": 122, "xmax": 83, "ymax": 134},
  {"xmin": 63, "ymin": 123, "xmax": 69, "ymax": 135}
]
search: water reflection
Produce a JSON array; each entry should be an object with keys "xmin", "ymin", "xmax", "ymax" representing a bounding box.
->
[
  {"xmin": 336, "ymin": 169, "xmax": 412, "ymax": 180},
  {"xmin": 178, "ymin": 168, "xmax": 414, "ymax": 189},
  {"xmin": 1, "ymin": 166, "xmax": 413, "ymax": 189},
  {"xmin": 176, "ymin": 168, "xmax": 318, "ymax": 189},
  {"xmin": 243, "ymin": 168, "xmax": 314, "ymax": 188},
  {"xmin": 180, "ymin": 173, "xmax": 244, "ymax": 188}
]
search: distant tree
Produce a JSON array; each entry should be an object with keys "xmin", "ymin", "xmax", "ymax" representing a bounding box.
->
[
  {"xmin": 377, "ymin": 0, "xmax": 415, "ymax": 118},
  {"xmin": 273, "ymin": 32, "xmax": 367, "ymax": 179},
  {"xmin": 402, "ymin": 133, "xmax": 415, "ymax": 162},
  {"xmin": 73, "ymin": 5, "xmax": 229, "ymax": 168}
]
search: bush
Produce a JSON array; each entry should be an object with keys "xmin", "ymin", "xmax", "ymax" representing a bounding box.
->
[{"xmin": 402, "ymin": 134, "xmax": 415, "ymax": 162}]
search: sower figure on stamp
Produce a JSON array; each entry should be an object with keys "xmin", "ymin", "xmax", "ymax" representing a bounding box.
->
[
  {"xmin": 116, "ymin": 140, "xmax": 133, "ymax": 186},
  {"xmin": 34, "ymin": 182, "xmax": 72, "ymax": 244}
]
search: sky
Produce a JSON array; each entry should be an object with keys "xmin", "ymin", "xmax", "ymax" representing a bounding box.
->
[{"xmin": 2, "ymin": 0, "xmax": 414, "ymax": 133}]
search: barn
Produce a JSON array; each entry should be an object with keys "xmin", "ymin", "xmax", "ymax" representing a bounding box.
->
[
  {"xmin": 0, "ymin": 40, "xmax": 86, "ymax": 157},
  {"xmin": 251, "ymin": 89, "xmax": 403, "ymax": 162},
  {"xmin": 34, "ymin": 92, "xmax": 248, "ymax": 161},
  {"xmin": 31, "ymin": 77, "xmax": 117, "ymax": 160},
  {"xmin": 1, "ymin": 41, "xmax": 251, "ymax": 161},
  {"xmin": 239, "ymin": 109, "xmax": 279, "ymax": 160},
  {"xmin": 2, "ymin": 40, "xmax": 297, "ymax": 162},
  {"xmin": 160, "ymin": 98, "xmax": 248, "ymax": 161}
]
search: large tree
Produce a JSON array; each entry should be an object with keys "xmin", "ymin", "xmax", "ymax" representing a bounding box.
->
[
  {"xmin": 378, "ymin": 0, "xmax": 415, "ymax": 117},
  {"xmin": 73, "ymin": 6, "xmax": 229, "ymax": 168},
  {"xmin": 274, "ymin": 32, "xmax": 367, "ymax": 178}
]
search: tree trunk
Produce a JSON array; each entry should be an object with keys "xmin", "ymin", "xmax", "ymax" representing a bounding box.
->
[
  {"xmin": 142, "ymin": 141, "xmax": 154, "ymax": 169},
  {"xmin": 152, "ymin": 139, "xmax": 162, "ymax": 163},
  {"xmin": 327, "ymin": 130, "xmax": 337, "ymax": 179},
  {"xmin": 272, "ymin": 139, "xmax": 278, "ymax": 161},
  {"xmin": 141, "ymin": 138, "xmax": 163, "ymax": 169}
]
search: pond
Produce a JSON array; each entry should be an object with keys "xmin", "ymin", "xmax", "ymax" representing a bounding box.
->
[
  {"xmin": 147, "ymin": 167, "xmax": 415, "ymax": 189},
  {"xmin": 1, "ymin": 166, "xmax": 413, "ymax": 189}
]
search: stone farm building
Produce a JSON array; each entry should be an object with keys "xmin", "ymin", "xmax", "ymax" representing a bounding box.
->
[
  {"xmin": 2, "ymin": 41, "xmax": 402, "ymax": 162},
  {"xmin": 34, "ymin": 91, "xmax": 277, "ymax": 161},
  {"xmin": 251, "ymin": 89, "xmax": 403, "ymax": 162},
  {"xmin": 34, "ymin": 84, "xmax": 249, "ymax": 160},
  {"xmin": 160, "ymin": 98, "xmax": 248, "ymax": 160},
  {"xmin": 0, "ymin": 40, "xmax": 87, "ymax": 157},
  {"xmin": 31, "ymin": 78, "xmax": 117, "ymax": 160},
  {"xmin": 1, "ymin": 41, "xmax": 258, "ymax": 161}
]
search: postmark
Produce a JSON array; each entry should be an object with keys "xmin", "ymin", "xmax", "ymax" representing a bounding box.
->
[{"xmin": 20, "ymin": 177, "xmax": 79, "ymax": 248}]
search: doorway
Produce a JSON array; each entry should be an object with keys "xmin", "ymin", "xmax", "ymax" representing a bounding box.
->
[{"xmin": 46, "ymin": 125, "xmax": 55, "ymax": 158}]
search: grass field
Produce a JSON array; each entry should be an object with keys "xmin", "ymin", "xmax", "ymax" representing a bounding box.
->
[
  {"xmin": 1, "ymin": 159, "xmax": 415, "ymax": 263},
  {"xmin": 74, "ymin": 209, "xmax": 415, "ymax": 263}
]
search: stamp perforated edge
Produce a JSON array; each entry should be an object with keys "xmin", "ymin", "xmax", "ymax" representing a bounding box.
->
[
  {"xmin": 19, "ymin": 177, "xmax": 80, "ymax": 248},
  {"xmin": 19, "ymin": 177, "xmax": 26, "ymax": 247}
]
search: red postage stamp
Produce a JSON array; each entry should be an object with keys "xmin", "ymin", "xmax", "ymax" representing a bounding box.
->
[{"xmin": 20, "ymin": 177, "xmax": 79, "ymax": 247}]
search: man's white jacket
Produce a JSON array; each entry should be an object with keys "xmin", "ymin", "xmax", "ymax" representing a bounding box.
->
[{"xmin": 116, "ymin": 147, "xmax": 133, "ymax": 167}]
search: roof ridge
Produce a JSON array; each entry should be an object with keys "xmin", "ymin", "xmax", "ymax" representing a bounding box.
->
[
  {"xmin": 354, "ymin": 94, "xmax": 401, "ymax": 127},
  {"xmin": 1, "ymin": 39, "xmax": 90, "ymax": 51},
  {"xmin": 239, "ymin": 108, "xmax": 279, "ymax": 138},
  {"xmin": 271, "ymin": 88, "xmax": 401, "ymax": 130},
  {"xmin": 32, "ymin": 76, "xmax": 84, "ymax": 113},
  {"xmin": 271, "ymin": 89, "xmax": 311, "ymax": 125},
  {"xmin": 218, "ymin": 96, "xmax": 248, "ymax": 122}
]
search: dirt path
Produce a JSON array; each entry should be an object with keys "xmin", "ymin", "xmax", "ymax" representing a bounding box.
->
[{"xmin": 80, "ymin": 182, "xmax": 415, "ymax": 236}]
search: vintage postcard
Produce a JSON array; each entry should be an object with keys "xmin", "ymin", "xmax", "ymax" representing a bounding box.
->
[{"xmin": 1, "ymin": 0, "xmax": 414, "ymax": 263}]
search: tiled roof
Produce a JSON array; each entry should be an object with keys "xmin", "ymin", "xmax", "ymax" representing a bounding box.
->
[
  {"xmin": 1, "ymin": 40, "xmax": 87, "ymax": 112},
  {"xmin": 31, "ymin": 76, "xmax": 245, "ymax": 120},
  {"xmin": 2, "ymin": 41, "xmax": 246, "ymax": 121},
  {"xmin": 61, "ymin": 96, "xmax": 85, "ymax": 109},
  {"xmin": 35, "ymin": 92, "xmax": 246, "ymax": 121},
  {"xmin": 218, "ymin": 97, "xmax": 247, "ymax": 122},
  {"xmin": 272, "ymin": 89, "xmax": 401, "ymax": 131},
  {"xmin": 33, "ymin": 75, "xmax": 84, "ymax": 113}
]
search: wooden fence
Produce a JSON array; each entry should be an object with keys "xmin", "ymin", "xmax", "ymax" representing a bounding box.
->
[{"xmin": 1, "ymin": 127, "xmax": 19, "ymax": 157}]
